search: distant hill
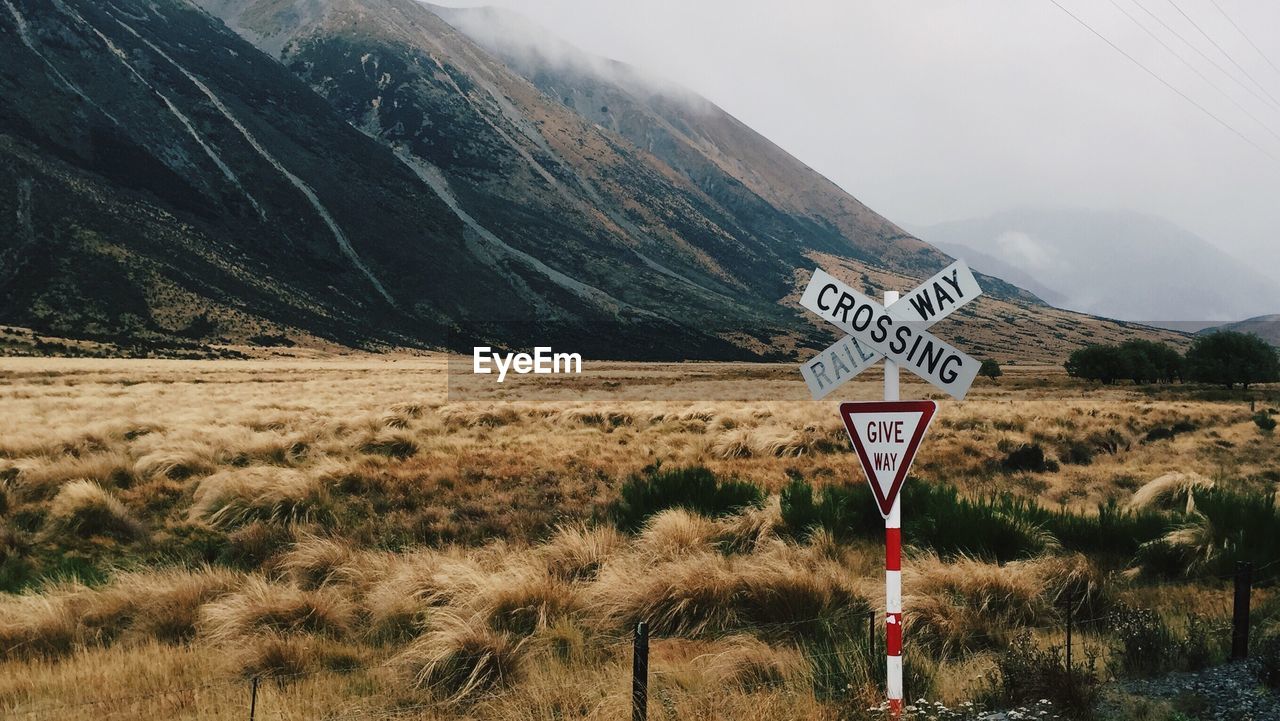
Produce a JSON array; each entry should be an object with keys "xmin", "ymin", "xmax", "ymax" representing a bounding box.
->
[
  {"xmin": 916, "ymin": 209, "xmax": 1280, "ymax": 325},
  {"xmin": 1199, "ymin": 315, "xmax": 1280, "ymax": 346},
  {"xmin": 930, "ymin": 241, "xmax": 1067, "ymax": 308}
]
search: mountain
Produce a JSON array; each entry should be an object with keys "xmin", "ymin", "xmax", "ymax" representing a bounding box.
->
[
  {"xmin": 0, "ymin": 0, "xmax": 1187, "ymax": 362},
  {"xmin": 916, "ymin": 209, "xmax": 1280, "ymax": 325},
  {"xmin": 930, "ymin": 241, "xmax": 1067, "ymax": 308},
  {"xmin": 1200, "ymin": 315, "xmax": 1280, "ymax": 346}
]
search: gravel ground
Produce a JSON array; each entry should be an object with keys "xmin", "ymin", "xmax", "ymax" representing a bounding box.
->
[
  {"xmin": 868, "ymin": 662, "xmax": 1277, "ymax": 719},
  {"xmin": 1102, "ymin": 661, "xmax": 1279, "ymax": 720}
]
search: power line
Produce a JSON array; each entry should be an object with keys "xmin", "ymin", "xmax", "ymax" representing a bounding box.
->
[
  {"xmin": 1110, "ymin": 0, "xmax": 1280, "ymax": 144},
  {"xmin": 1130, "ymin": 0, "xmax": 1280, "ymax": 115},
  {"xmin": 1164, "ymin": 0, "xmax": 1280, "ymax": 109},
  {"xmin": 1204, "ymin": 0, "xmax": 1280, "ymax": 78},
  {"xmin": 1044, "ymin": 0, "xmax": 1280, "ymax": 163}
]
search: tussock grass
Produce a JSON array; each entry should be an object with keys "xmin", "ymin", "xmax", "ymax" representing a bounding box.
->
[
  {"xmin": 757, "ymin": 424, "xmax": 843, "ymax": 457},
  {"xmin": 396, "ymin": 611, "xmax": 526, "ymax": 701},
  {"xmin": 279, "ymin": 535, "xmax": 357, "ymax": 589},
  {"xmin": 467, "ymin": 566, "xmax": 582, "ymax": 635},
  {"xmin": 0, "ymin": 359, "xmax": 1272, "ymax": 715},
  {"xmin": 363, "ymin": 552, "xmax": 486, "ymax": 641},
  {"xmin": 198, "ymin": 579, "xmax": 355, "ymax": 642},
  {"xmin": 443, "ymin": 407, "xmax": 520, "ymax": 428},
  {"xmin": 12, "ymin": 452, "xmax": 136, "ymax": 500},
  {"xmin": 904, "ymin": 553, "xmax": 1086, "ymax": 657},
  {"xmin": 635, "ymin": 509, "xmax": 721, "ymax": 559},
  {"xmin": 190, "ymin": 467, "xmax": 329, "ymax": 528},
  {"xmin": 592, "ymin": 546, "xmax": 866, "ymax": 636},
  {"xmin": 77, "ymin": 567, "xmax": 244, "ymax": 645},
  {"xmin": 0, "ymin": 590, "xmax": 82, "ymax": 660},
  {"xmin": 710, "ymin": 430, "xmax": 756, "ymax": 459},
  {"xmin": 715, "ymin": 496, "xmax": 784, "ymax": 554},
  {"xmin": 45, "ymin": 480, "xmax": 140, "ymax": 540},
  {"xmin": 537, "ymin": 524, "xmax": 623, "ymax": 582},
  {"xmin": 232, "ymin": 632, "xmax": 366, "ymax": 679},
  {"xmin": 133, "ymin": 448, "xmax": 215, "ymax": 481},
  {"xmin": 905, "ymin": 556, "xmax": 1043, "ymax": 656},
  {"xmin": 1129, "ymin": 471, "xmax": 1213, "ymax": 512},
  {"xmin": 699, "ymin": 635, "xmax": 806, "ymax": 690},
  {"xmin": 359, "ymin": 431, "xmax": 419, "ymax": 459}
]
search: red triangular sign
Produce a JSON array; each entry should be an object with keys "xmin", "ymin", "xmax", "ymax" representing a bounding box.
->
[{"xmin": 839, "ymin": 401, "xmax": 937, "ymax": 517}]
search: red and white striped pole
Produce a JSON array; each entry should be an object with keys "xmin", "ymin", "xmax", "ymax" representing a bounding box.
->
[{"xmin": 883, "ymin": 290, "xmax": 903, "ymax": 717}]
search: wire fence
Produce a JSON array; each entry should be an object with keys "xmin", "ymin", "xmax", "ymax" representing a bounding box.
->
[{"xmin": 1, "ymin": 563, "xmax": 1271, "ymax": 720}]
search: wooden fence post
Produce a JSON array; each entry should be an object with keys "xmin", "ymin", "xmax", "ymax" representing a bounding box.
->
[
  {"xmin": 1064, "ymin": 590, "xmax": 1074, "ymax": 676},
  {"xmin": 1232, "ymin": 562, "xmax": 1253, "ymax": 660},
  {"xmin": 632, "ymin": 620, "xmax": 649, "ymax": 721}
]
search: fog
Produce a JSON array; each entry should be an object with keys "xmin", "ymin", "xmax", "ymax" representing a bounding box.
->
[{"xmin": 433, "ymin": 0, "xmax": 1280, "ymax": 281}]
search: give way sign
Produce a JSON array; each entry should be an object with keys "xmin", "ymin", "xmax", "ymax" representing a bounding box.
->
[{"xmin": 839, "ymin": 400, "xmax": 937, "ymax": 517}]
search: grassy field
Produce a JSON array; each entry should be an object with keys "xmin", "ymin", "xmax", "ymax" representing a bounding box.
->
[{"xmin": 0, "ymin": 357, "xmax": 1276, "ymax": 720}]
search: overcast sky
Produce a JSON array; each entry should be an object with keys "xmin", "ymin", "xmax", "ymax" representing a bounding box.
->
[{"xmin": 435, "ymin": 0, "xmax": 1280, "ymax": 272}]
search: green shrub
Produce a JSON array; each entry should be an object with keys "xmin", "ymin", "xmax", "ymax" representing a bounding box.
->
[
  {"xmin": 1087, "ymin": 429, "xmax": 1129, "ymax": 455},
  {"xmin": 1110, "ymin": 606, "xmax": 1177, "ymax": 678},
  {"xmin": 1136, "ymin": 488, "xmax": 1279, "ymax": 578},
  {"xmin": 983, "ymin": 632, "xmax": 1099, "ymax": 716},
  {"xmin": 782, "ymin": 478, "xmax": 1171, "ymax": 562},
  {"xmin": 979, "ymin": 358, "xmax": 1003, "ymax": 380},
  {"xmin": 1021, "ymin": 499, "xmax": 1171, "ymax": 557},
  {"xmin": 1177, "ymin": 614, "xmax": 1217, "ymax": 672},
  {"xmin": 905, "ymin": 486, "xmax": 1057, "ymax": 563},
  {"xmin": 612, "ymin": 464, "xmax": 763, "ymax": 531},
  {"xmin": 1254, "ymin": 411, "xmax": 1277, "ymax": 433},
  {"xmin": 999, "ymin": 443, "xmax": 1059, "ymax": 473},
  {"xmin": 1058, "ymin": 440, "xmax": 1094, "ymax": 466},
  {"xmin": 1255, "ymin": 632, "xmax": 1280, "ymax": 688},
  {"xmin": 802, "ymin": 612, "xmax": 936, "ymax": 708},
  {"xmin": 779, "ymin": 475, "xmax": 881, "ymax": 542}
]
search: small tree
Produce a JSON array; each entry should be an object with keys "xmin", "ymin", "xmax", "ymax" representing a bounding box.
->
[
  {"xmin": 979, "ymin": 358, "xmax": 1003, "ymax": 381},
  {"xmin": 1119, "ymin": 339, "xmax": 1184, "ymax": 384},
  {"xmin": 1185, "ymin": 331, "xmax": 1280, "ymax": 390},
  {"xmin": 1065, "ymin": 345, "xmax": 1129, "ymax": 385}
]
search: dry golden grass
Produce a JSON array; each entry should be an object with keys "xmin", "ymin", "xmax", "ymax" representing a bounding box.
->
[
  {"xmin": 198, "ymin": 578, "xmax": 357, "ymax": 643},
  {"xmin": 46, "ymin": 480, "xmax": 140, "ymax": 540},
  {"xmin": 396, "ymin": 610, "xmax": 528, "ymax": 701},
  {"xmin": 0, "ymin": 357, "xmax": 1272, "ymax": 719},
  {"xmin": 1129, "ymin": 471, "xmax": 1214, "ymax": 512},
  {"xmin": 537, "ymin": 524, "xmax": 625, "ymax": 582},
  {"xmin": 190, "ymin": 467, "xmax": 329, "ymax": 529}
]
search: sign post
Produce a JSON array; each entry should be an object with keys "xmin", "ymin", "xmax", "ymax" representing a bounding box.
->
[
  {"xmin": 883, "ymin": 290, "xmax": 903, "ymax": 715},
  {"xmin": 840, "ymin": 396, "xmax": 937, "ymax": 717},
  {"xmin": 799, "ymin": 265, "xmax": 980, "ymax": 716}
]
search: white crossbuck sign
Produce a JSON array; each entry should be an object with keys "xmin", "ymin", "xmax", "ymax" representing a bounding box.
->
[{"xmin": 799, "ymin": 260, "xmax": 984, "ymax": 400}]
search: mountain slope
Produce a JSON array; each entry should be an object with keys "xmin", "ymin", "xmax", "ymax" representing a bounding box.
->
[
  {"xmin": 423, "ymin": 3, "xmax": 1040, "ymax": 306},
  {"xmin": 917, "ymin": 209, "xmax": 1280, "ymax": 324},
  {"xmin": 1, "ymin": 0, "xmax": 1188, "ymax": 362},
  {"xmin": 0, "ymin": 0, "xmax": 473, "ymax": 349},
  {"xmin": 0, "ymin": 0, "xmax": 802, "ymax": 358},
  {"xmin": 194, "ymin": 0, "xmax": 844, "ymax": 357}
]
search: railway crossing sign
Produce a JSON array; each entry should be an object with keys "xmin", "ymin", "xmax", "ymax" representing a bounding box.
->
[
  {"xmin": 839, "ymin": 400, "xmax": 937, "ymax": 517},
  {"xmin": 798, "ymin": 260, "xmax": 984, "ymax": 400},
  {"xmin": 797, "ymin": 260, "xmax": 983, "ymax": 718}
]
